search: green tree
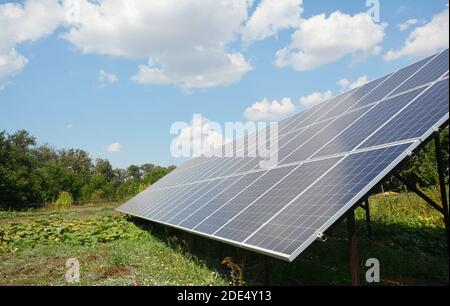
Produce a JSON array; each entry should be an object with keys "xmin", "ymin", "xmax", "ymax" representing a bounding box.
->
[
  {"xmin": 93, "ymin": 158, "xmax": 115, "ymax": 182},
  {"xmin": 127, "ymin": 164, "xmax": 142, "ymax": 181},
  {"xmin": 0, "ymin": 130, "xmax": 41, "ymax": 205}
]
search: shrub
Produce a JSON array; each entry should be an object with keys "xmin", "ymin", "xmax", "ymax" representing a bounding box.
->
[{"xmin": 53, "ymin": 191, "xmax": 73, "ymax": 208}]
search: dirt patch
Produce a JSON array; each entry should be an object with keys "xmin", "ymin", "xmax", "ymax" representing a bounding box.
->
[{"xmin": 101, "ymin": 266, "xmax": 133, "ymax": 279}]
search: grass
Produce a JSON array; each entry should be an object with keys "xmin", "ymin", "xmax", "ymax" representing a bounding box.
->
[{"xmin": 0, "ymin": 188, "xmax": 448, "ymax": 286}]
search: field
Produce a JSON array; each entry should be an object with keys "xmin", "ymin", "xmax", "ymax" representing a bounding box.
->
[{"xmin": 0, "ymin": 189, "xmax": 448, "ymax": 286}]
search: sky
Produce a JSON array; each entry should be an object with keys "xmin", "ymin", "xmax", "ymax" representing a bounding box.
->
[{"xmin": 0, "ymin": 0, "xmax": 449, "ymax": 168}]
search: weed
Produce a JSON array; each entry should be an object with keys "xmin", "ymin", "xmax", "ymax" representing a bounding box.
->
[{"xmin": 221, "ymin": 256, "xmax": 247, "ymax": 286}]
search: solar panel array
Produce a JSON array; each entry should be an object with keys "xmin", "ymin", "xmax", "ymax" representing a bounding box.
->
[{"xmin": 117, "ymin": 49, "xmax": 449, "ymax": 261}]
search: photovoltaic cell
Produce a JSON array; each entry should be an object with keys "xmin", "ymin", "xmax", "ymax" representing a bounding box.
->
[
  {"xmin": 297, "ymin": 91, "xmax": 357, "ymax": 129},
  {"xmin": 245, "ymin": 144, "xmax": 411, "ymax": 255},
  {"xmin": 117, "ymin": 49, "xmax": 449, "ymax": 261},
  {"xmin": 168, "ymin": 176, "xmax": 240, "ymax": 225},
  {"xmin": 214, "ymin": 157, "xmax": 341, "ymax": 242},
  {"xmin": 278, "ymin": 120, "xmax": 332, "ymax": 161},
  {"xmin": 319, "ymin": 74, "xmax": 391, "ymax": 121},
  {"xmin": 361, "ymin": 78, "xmax": 449, "ymax": 148},
  {"xmin": 193, "ymin": 165, "xmax": 298, "ymax": 234},
  {"xmin": 179, "ymin": 171, "xmax": 265, "ymax": 230},
  {"xmin": 390, "ymin": 49, "xmax": 449, "ymax": 96},
  {"xmin": 350, "ymin": 54, "xmax": 434, "ymax": 109},
  {"xmin": 281, "ymin": 108, "xmax": 368, "ymax": 165},
  {"xmin": 314, "ymin": 87, "xmax": 426, "ymax": 157}
]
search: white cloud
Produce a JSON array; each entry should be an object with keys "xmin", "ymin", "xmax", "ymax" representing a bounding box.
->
[
  {"xmin": 398, "ymin": 19, "xmax": 418, "ymax": 31},
  {"xmin": 385, "ymin": 7, "xmax": 449, "ymax": 61},
  {"xmin": 246, "ymin": 0, "xmax": 255, "ymax": 8},
  {"xmin": 66, "ymin": 124, "xmax": 73, "ymax": 129},
  {"xmin": 63, "ymin": 0, "xmax": 253, "ymax": 89},
  {"xmin": 337, "ymin": 75, "xmax": 369, "ymax": 91},
  {"xmin": 241, "ymin": 0, "xmax": 303, "ymax": 42},
  {"xmin": 0, "ymin": 49, "xmax": 28, "ymax": 81},
  {"xmin": 98, "ymin": 69, "xmax": 118, "ymax": 84},
  {"xmin": 244, "ymin": 97, "xmax": 295, "ymax": 121},
  {"xmin": 338, "ymin": 75, "xmax": 369, "ymax": 92},
  {"xmin": 106, "ymin": 142, "xmax": 123, "ymax": 153},
  {"xmin": 0, "ymin": 0, "xmax": 65, "ymax": 81},
  {"xmin": 300, "ymin": 90, "xmax": 332, "ymax": 109},
  {"xmin": 131, "ymin": 52, "xmax": 252, "ymax": 89},
  {"xmin": 337, "ymin": 78, "xmax": 350, "ymax": 90},
  {"xmin": 172, "ymin": 115, "xmax": 230, "ymax": 156},
  {"xmin": 274, "ymin": 11, "xmax": 386, "ymax": 71}
]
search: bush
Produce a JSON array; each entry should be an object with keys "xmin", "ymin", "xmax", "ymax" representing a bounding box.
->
[{"xmin": 53, "ymin": 191, "xmax": 73, "ymax": 208}]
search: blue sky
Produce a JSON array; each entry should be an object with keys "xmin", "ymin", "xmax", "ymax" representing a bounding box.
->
[{"xmin": 0, "ymin": 0, "xmax": 448, "ymax": 168}]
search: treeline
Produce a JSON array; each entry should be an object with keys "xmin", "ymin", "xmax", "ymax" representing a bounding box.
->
[
  {"xmin": 0, "ymin": 130, "xmax": 175, "ymax": 208},
  {"xmin": 0, "ymin": 128, "xmax": 448, "ymax": 208}
]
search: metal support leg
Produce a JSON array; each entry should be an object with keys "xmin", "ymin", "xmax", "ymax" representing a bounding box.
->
[
  {"xmin": 264, "ymin": 256, "xmax": 270, "ymax": 286},
  {"xmin": 347, "ymin": 209, "xmax": 360, "ymax": 286},
  {"xmin": 364, "ymin": 199, "xmax": 372, "ymax": 240},
  {"xmin": 435, "ymin": 134, "xmax": 449, "ymax": 253}
]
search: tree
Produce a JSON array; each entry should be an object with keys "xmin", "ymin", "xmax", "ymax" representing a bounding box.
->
[
  {"xmin": 93, "ymin": 158, "xmax": 114, "ymax": 182},
  {"xmin": 144, "ymin": 166, "xmax": 172, "ymax": 185},
  {"xmin": 113, "ymin": 168, "xmax": 128, "ymax": 184},
  {"xmin": 140, "ymin": 163, "xmax": 155, "ymax": 175},
  {"xmin": 0, "ymin": 130, "xmax": 40, "ymax": 205},
  {"xmin": 127, "ymin": 164, "xmax": 142, "ymax": 181}
]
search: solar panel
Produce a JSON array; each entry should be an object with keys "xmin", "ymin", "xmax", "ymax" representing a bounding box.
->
[{"xmin": 117, "ymin": 49, "xmax": 449, "ymax": 261}]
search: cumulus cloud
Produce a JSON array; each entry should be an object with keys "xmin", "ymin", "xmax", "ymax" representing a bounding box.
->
[
  {"xmin": 0, "ymin": 0, "xmax": 259, "ymax": 90},
  {"xmin": 106, "ymin": 142, "xmax": 123, "ymax": 153},
  {"xmin": 300, "ymin": 90, "xmax": 332, "ymax": 109},
  {"xmin": 338, "ymin": 75, "xmax": 369, "ymax": 92},
  {"xmin": 63, "ymin": 0, "xmax": 253, "ymax": 89},
  {"xmin": 241, "ymin": 0, "xmax": 303, "ymax": 42},
  {"xmin": 0, "ymin": 49, "xmax": 28, "ymax": 81},
  {"xmin": 0, "ymin": 0, "xmax": 65, "ymax": 81},
  {"xmin": 385, "ymin": 7, "xmax": 449, "ymax": 61},
  {"xmin": 171, "ymin": 115, "xmax": 231, "ymax": 157},
  {"xmin": 274, "ymin": 11, "xmax": 386, "ymax": 71},
  {"xmin": 131, "ymin": 52, "xmax": 252, "ymax": 89},
  {"xmin": 398, "ymin": 19, "xmax": 418, "ymax": 31},
  {"xmin": 244, "ymin": 97, "xmax": 295, "ymax": 121},
  {"xmin": 98, "ymin": 69, "xmax": 118, "ymax": 84}
]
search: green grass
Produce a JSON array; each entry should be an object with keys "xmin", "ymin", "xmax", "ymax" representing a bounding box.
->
[{"xmin": 0, "ymin": 189, "xmax": 448, "ymax": 286}]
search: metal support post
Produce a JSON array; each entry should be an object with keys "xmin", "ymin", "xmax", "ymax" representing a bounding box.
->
[
  {"xmin": 347, "ymin": 209, "xmax": 360, "ymax": 286},
  {"xmin": 434, "ymin": 133, "xmax": 449, "ymax": 253},
  {"xmin": 364, "ymin": 199, "xmax": 372, "ymax": 240}
]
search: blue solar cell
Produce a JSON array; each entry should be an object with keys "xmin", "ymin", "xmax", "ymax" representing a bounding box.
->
[
  {"xmin": 178, "ymin": 171, "xmax": 265, "ymax": 229},
  {"xmin": 279, "ymin": 110, "xmax": 311, "ymax": 134},
  {"xmin": 319, "ymin": 74, "xmax": 391, "ymax": 120},
  {"xmin": 290, "ymin": 90, "xmax": 357, "ymax": 129},
  {"xmin": 281, "ymin": 108, "xmax": 368, "ymax": 165},
  {"xmin": 152, "ymin": 181, "xmax": 218, "ymax": 221},
  {"xmin": 138, "ymin": 184, "xmax": 195, "ymax": 218},
  {"xmin": 361, "ymin": 79, "xmax": 449, "ymax": 148},
  {"xmin": 245, "ymin": 144, "xmax": 411, "ymax": 255},
  {"xmin": 193, "ymin": 165, "xmax": 298, "ymax": 234},
  {"xmin": 349, "ymin": 54, "xmax": 434, "ymax": 109},
  {"xmin": 390, "ymin": 49, "xmax": 449, "ymax": 96},
  {"xmin": 214, "ymin": 157, "xmax": 341, "ymax": 242},
  {"xmin": 168, "ymin": 176, "xmax": 240, "ymax": 225},
  {"xmin": 278, "ymin": 120, "xmax": 331, "ymax": 161},
  {"xmin": 314, "ymin": 88, "xmax": 426, "ymax": 157}
]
